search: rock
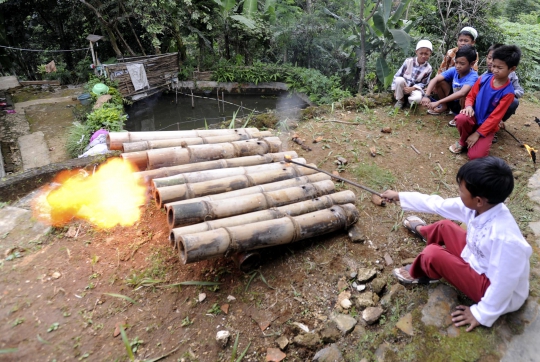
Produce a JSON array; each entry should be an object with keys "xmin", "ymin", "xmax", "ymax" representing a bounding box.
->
[
  {"xmin": 221, "ymin": 304, "xmax": 229, "ymax": 314},
  {"xmin": 374, "ymin": 342, "xmax": 391, "ymax": 362},
  {"xmin": 421, "ymin": 284, "xmax": 458, "ymax": 328},
  {"xmin": 396, "ymin": 313, "xmax": 414, "ymax": 336},
  {"xmin": 381, "ymin": 284, "xmax": 405, "ymax": 307},
  {"xmin": 337, "ymin": 277, "xmax": 348, "ymax": 292},
  {"xmin": 357, "ymin": 268, "xmax": 377, "ymax": 283},
  {"xmin": 383, "ymin": 253, "xmax": 393, "ymax": 266},
  {"xmin": 352, "ymin": 324, "xmax": 366, "ymax": 338},
  {"xmin": 332, "ymin": 171, "xmax": 340, "ymax": 177},
  {"xmin": 370, "ymin": 278, "xmax": 386, "ymax": 295},
  {"xmin": 356, "ymin": 284, "xmax": 366, "ymax": 292},
  {"xmin": 381, "ymin": 127, "xmax": 392, "ymax": 133},
  {"xmin": 350, "ymin": 271, "xmax": 357, "ymax": 279},
  {"xmin": 348, "ymin": 224, "xmax": 366, "ymax": 243},
  {"xmin": 514, "ymin": 170, "xmax": 523, "ymax": 179},
  {"xmin": 251, "ymin": 310, "xmax": 277, "ymax": 331},
  {"xmin": 352, "ymin": 282, "xmax": 358, "ymax": 288},
  {"xmin": 198, "ymin": 293, "xmax": 206, "ymax": 302},
  {"xmin": 337, "ymin": 291, "xmax": 351, "ymax": 310},
  {"xmin": 276, "ymin": 335, "xmax": 289, "ymax": 350},
  {"xmin": 340, "ymin": 298, "xmax": 352, "ymax": 309},
  {"xmin": 336, "ymin": 157, "xmax": 347, "ymax": 165},
  {"xmin": 320, "ymin": 321, "xmax": 341, "ymax": 343},
  {"xmin": 355, "ymin": 292, "xmax": 375, "ymax": 309},
  {"xmin": 313, "ymin": 136, "xmax": 324, "ymax": 143},
  {"xmin": 524, "ymin": 122, "xmax": 531, "ymax": 127},
  {"xmin": 312, "ymin": 344, "xmax": 344, "ymax": 362},
  {"xmin": 446, "ymin": 325, "xmax": 460, "ymax": 338},
  {"xmin": 293, "ymin": 332, "xmax": 320, "ymax": 349},
  {"xmin": 66, "ymin": 226, "xmax": 78, "ymax": 238},
  {"xmin": 216, "ymin": 330, "xmax": 230, "ymax": 348},
  {"xmin": 331, "ymin": 313, "xmax": 357, "ymax": 334},
  {"xmin": 362, "ymin": 307, "xmax": 383, "ymax": 325},
  {"xmin": 227, "ymin": 295, "xmax": 236, "ymax": 302},
  {"xmin": 51, "ymin": 272, "xmax": 61, "ymax": 279},
  {"xmin": 266, "ymin": 347, "xmax": 286, "ymax": 362},
  {"xmin": 292, "ymin": 322, "xmax": 310, "ymax": 333},
  {"xmin": 369, "ymin": 147, "xmax": 377, "ymax": 157}
]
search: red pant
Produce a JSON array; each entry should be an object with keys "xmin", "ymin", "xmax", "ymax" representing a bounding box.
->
[
  {"xmin": 455, "ymin": 113, "xmax": 495, "ymax": 160},
  {"xmin": 410, "ymin": 220, "xmax": 491, "ymax": 302}
]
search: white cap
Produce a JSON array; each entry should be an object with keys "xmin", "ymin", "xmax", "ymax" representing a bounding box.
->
[
  {"xmin": 416, "ymin": 40, "xmax": 433, "ymax": 51},
  {"xmin": 460, "ymin": 27, "xmax": 478, "ymax": 40}
]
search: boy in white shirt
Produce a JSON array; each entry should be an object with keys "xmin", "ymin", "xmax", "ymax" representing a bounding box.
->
[{"xmin": 381, "ymin": 156, "xmax": 532, "ymax": 331}]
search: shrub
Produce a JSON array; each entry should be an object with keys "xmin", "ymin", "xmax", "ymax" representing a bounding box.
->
[
  {"xmin": 66, "ymin": 122, "xmax": 91, "ymax": 158},
  {"xmin": 85, "ymin": 103, "xmax": 127, "ymax": 133}
]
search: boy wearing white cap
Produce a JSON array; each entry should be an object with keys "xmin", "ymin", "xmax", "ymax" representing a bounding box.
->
[
  {"xmin": 438, "ymin": 27, "xmax": 479, "ymax": 74},
  {"xmin": 392, "ymin": 40, "xmax": 433, "ymax": 109}
]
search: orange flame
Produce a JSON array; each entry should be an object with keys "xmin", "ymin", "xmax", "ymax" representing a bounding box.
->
[
  {"xmin": 32, "ymin": 158, "xmax": 147, "ymax": 228},
  {"xmin": 524, "ymin": 144, "xmax": 537, "ymax": 164},
  {"xmin": 283, "ymin": 154, "xmax": 293, "ymax": 167}
]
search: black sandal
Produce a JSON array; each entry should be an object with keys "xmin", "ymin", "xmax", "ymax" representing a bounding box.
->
[{"xmin": 403, "ymin": 215, "xmax": 427, "ymax": 242}]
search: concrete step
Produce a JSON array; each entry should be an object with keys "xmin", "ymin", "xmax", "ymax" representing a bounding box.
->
[{"xmin": 18, "ymin": 131, "xmax": 51, "ymax": 170}]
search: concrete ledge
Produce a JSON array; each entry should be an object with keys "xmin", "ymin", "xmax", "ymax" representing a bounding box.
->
[
  {"xmin": 0, "ymin": 153, "xmax": 119, "ymax": 203},
  {"xmin": 18, "ymin": 132, "xmax": 51, "ymax": 170}
]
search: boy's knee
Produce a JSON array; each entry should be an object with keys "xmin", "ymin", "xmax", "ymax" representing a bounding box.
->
[
  {"xmin": 421, "ymin": 244, "xmax": 446, "ymax": 264},
  {"xmin": 395, "ymin": 77, "xmax": 406, "ymax": 87},
  {"xmin": 454, "ymin": 113, "xmax": 471, "ymax": 126}
]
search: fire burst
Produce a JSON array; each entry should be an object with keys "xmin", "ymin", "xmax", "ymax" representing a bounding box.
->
[
  {"xmin": 524, "ymin": 144, "xmax": 537, "ymax": 165},
  {"xmin": 33, "ymin": 158, "xmax": 147, "ymax": 228}
]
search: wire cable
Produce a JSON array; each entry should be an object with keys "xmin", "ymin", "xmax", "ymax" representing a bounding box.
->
[{"xmin": 0, "ymin": 45, "xmax": 90, "ymax": 52}]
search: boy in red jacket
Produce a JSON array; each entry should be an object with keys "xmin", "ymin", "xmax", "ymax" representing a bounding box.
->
[{"xmin": 449, "ymin": 45, "xmax": 521, "ymax": 159}]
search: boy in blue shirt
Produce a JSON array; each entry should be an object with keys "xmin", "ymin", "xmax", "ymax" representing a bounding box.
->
[
  {"xmin": 449, "ymin": 45, "xmax": 521, "ymax": 159},
  {"xmin": 421, "ymin": 45, "xmax": 478, "ymax": 115}
]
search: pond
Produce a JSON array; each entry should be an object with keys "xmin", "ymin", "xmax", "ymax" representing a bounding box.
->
[{"xmin": 125, "ymin": 91, "xmax": 307, "ymax": 131}]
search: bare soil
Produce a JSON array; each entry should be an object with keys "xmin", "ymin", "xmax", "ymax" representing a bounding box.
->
[{"xmin": 1, "ymin": 95, "xmax": 539, "ymax": 361}]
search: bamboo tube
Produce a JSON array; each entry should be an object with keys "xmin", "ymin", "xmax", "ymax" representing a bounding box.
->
[
  {"xmin": 155, "ymin": 162, "xmax": 317, "ymax": 207},
  {"xmin": 152, "ymin": 158, "xmax": 306, "ymax": 189},
  {"xmin": 177, "ymin": 204, "xmax": 359, "ymax": 264},
  {"xmin": 135, "ymin": 152, "xmax": 298, "ymax": 182},
  {"xmin": 164, "ymin": 172, "xmax": 331, "ymax": 211},
  {"xmin": 108, "ymin": 128, "xmax": 260, "ymax": 150},
  {"xmin": 170, "ymin": 190, "xmax": 357, "ymax": 246},
  {"xmin": 168, "ymin": 179, "xmax": 336, "ymax": 228},
  {"xmin": 122, "ymin": 131, "xmax": 273, "ymax": 153},
  {"xmin": 146, "ymin": 137, "xmax": 282, "ymax": 170}
]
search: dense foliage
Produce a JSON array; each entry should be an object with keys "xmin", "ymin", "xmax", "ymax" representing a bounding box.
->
[{"xmin": 1, "ymin": 0, "xmax": 539, "ymax": 99}]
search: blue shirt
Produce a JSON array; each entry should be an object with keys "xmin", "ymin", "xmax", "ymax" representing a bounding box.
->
[{"xmin": 442, "ymin": 67, "xmax": 479, "ymax": 94}]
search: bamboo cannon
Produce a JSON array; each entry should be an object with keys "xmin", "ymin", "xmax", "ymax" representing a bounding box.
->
[
  {"xmin": 122, "ymin": 137, "xmax": 282, "ymax": 170},
  {"xmin": 177, "ymin": 204, "xmax": 359, "ymax": 264},
  {"xmin": 135, "ymin": 152, "xmax": 298, "ymax": 182},
  {"xmin": 163, "ymin": 172, "xmax": 331, "ymax": 210},
  {"xmin": 122, "ymin": 130, "xmax": 273, "ymax": 153},
  {"xmin": 155, "ymin": 162, "xmax": 318, "ymax": 207},
  {"xmin": 108, "ymin": 128, "xmax": 261, "ymax": 150},
  {"xmin": 167, "ymin": 179, "xmax": 336, "ymax": 228},
  {"xmin": 169, "ymin": 190, "xmax": 357, "ymax": 247},
  {"xmin": 152, "ymin": 158, "xmax": 306, "ymax": 189}
]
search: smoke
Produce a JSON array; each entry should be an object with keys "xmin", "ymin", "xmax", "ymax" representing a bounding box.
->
[{"xmin": 275, "ymin": 93, "xmax": 308, "ymax": 149}]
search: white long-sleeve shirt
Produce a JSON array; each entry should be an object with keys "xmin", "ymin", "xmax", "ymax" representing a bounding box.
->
[{"xmin": 399, "ymin": 192, "xmax": 532, "ymax": 327}]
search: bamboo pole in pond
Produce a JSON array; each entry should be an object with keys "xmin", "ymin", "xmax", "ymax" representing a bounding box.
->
[
  {"xmin": 170, "ymin": 190, "xmax": 357, "ymax": 247},
  {"xmin": 167, "ymin": 179, "xmax": 336, "ymax": 228},
  {"xmin": 108, "ymin": 128, "xmax": 260, "ymax": 150},
  {"xmin": 145, "ymin": 137, "xmax": 282, "ymax": 170},
  {"xmin": 134, "ymin": 151, "xmax": 298, "ymax": 182},
  {"xmin": 152, "ymin": 158, "xmax": 306, "ymax": 189},
  {"xmin": 122, "ymin": 131, "xmax": 273, "ymax": 153},
  {"xmin": 177, "ymin": 203, "xmax": 359, "ymax": 264},
  {"xmin": 155, "ymin": 162, "xmax": 317, "ymax": 207},
  {"xmin": 163, "ymin": 172, "xmax": 331, "ymax": 211}
]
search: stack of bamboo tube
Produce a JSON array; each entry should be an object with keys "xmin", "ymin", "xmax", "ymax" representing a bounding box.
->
[{"xmin": 112, "ymin": 127, "xmax": 359, "ymax": 268}]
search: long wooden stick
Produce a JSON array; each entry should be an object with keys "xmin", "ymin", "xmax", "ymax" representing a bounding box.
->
[{"xmin": 284, "ymin": 159, "xmax": 381, "ymax": 196}]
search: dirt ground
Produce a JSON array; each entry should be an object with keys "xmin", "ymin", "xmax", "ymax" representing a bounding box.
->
[{"xmin": 1, "ymin": 93, "xmax": 540, "ymax": 361}]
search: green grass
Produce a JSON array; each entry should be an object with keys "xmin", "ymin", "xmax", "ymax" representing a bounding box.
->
[{"xmin": 352, "ymin": 162, "xmax": 396, "ymax": 190}]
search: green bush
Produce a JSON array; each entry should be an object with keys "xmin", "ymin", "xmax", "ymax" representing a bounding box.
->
[
  {"xmin": 211, "ymin": 61, "xmax": 351, "ymax": 104},
  {"xmin": 499, "ymin": 20, "xmax": 540, "ymax": 91},
  {"xmin": 66, "ymin": 122, "xmax": 91, "ymax": 158},
  {"xmin": 85, "ymin": 103, "xmax": 127, "ymax": 133}
]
